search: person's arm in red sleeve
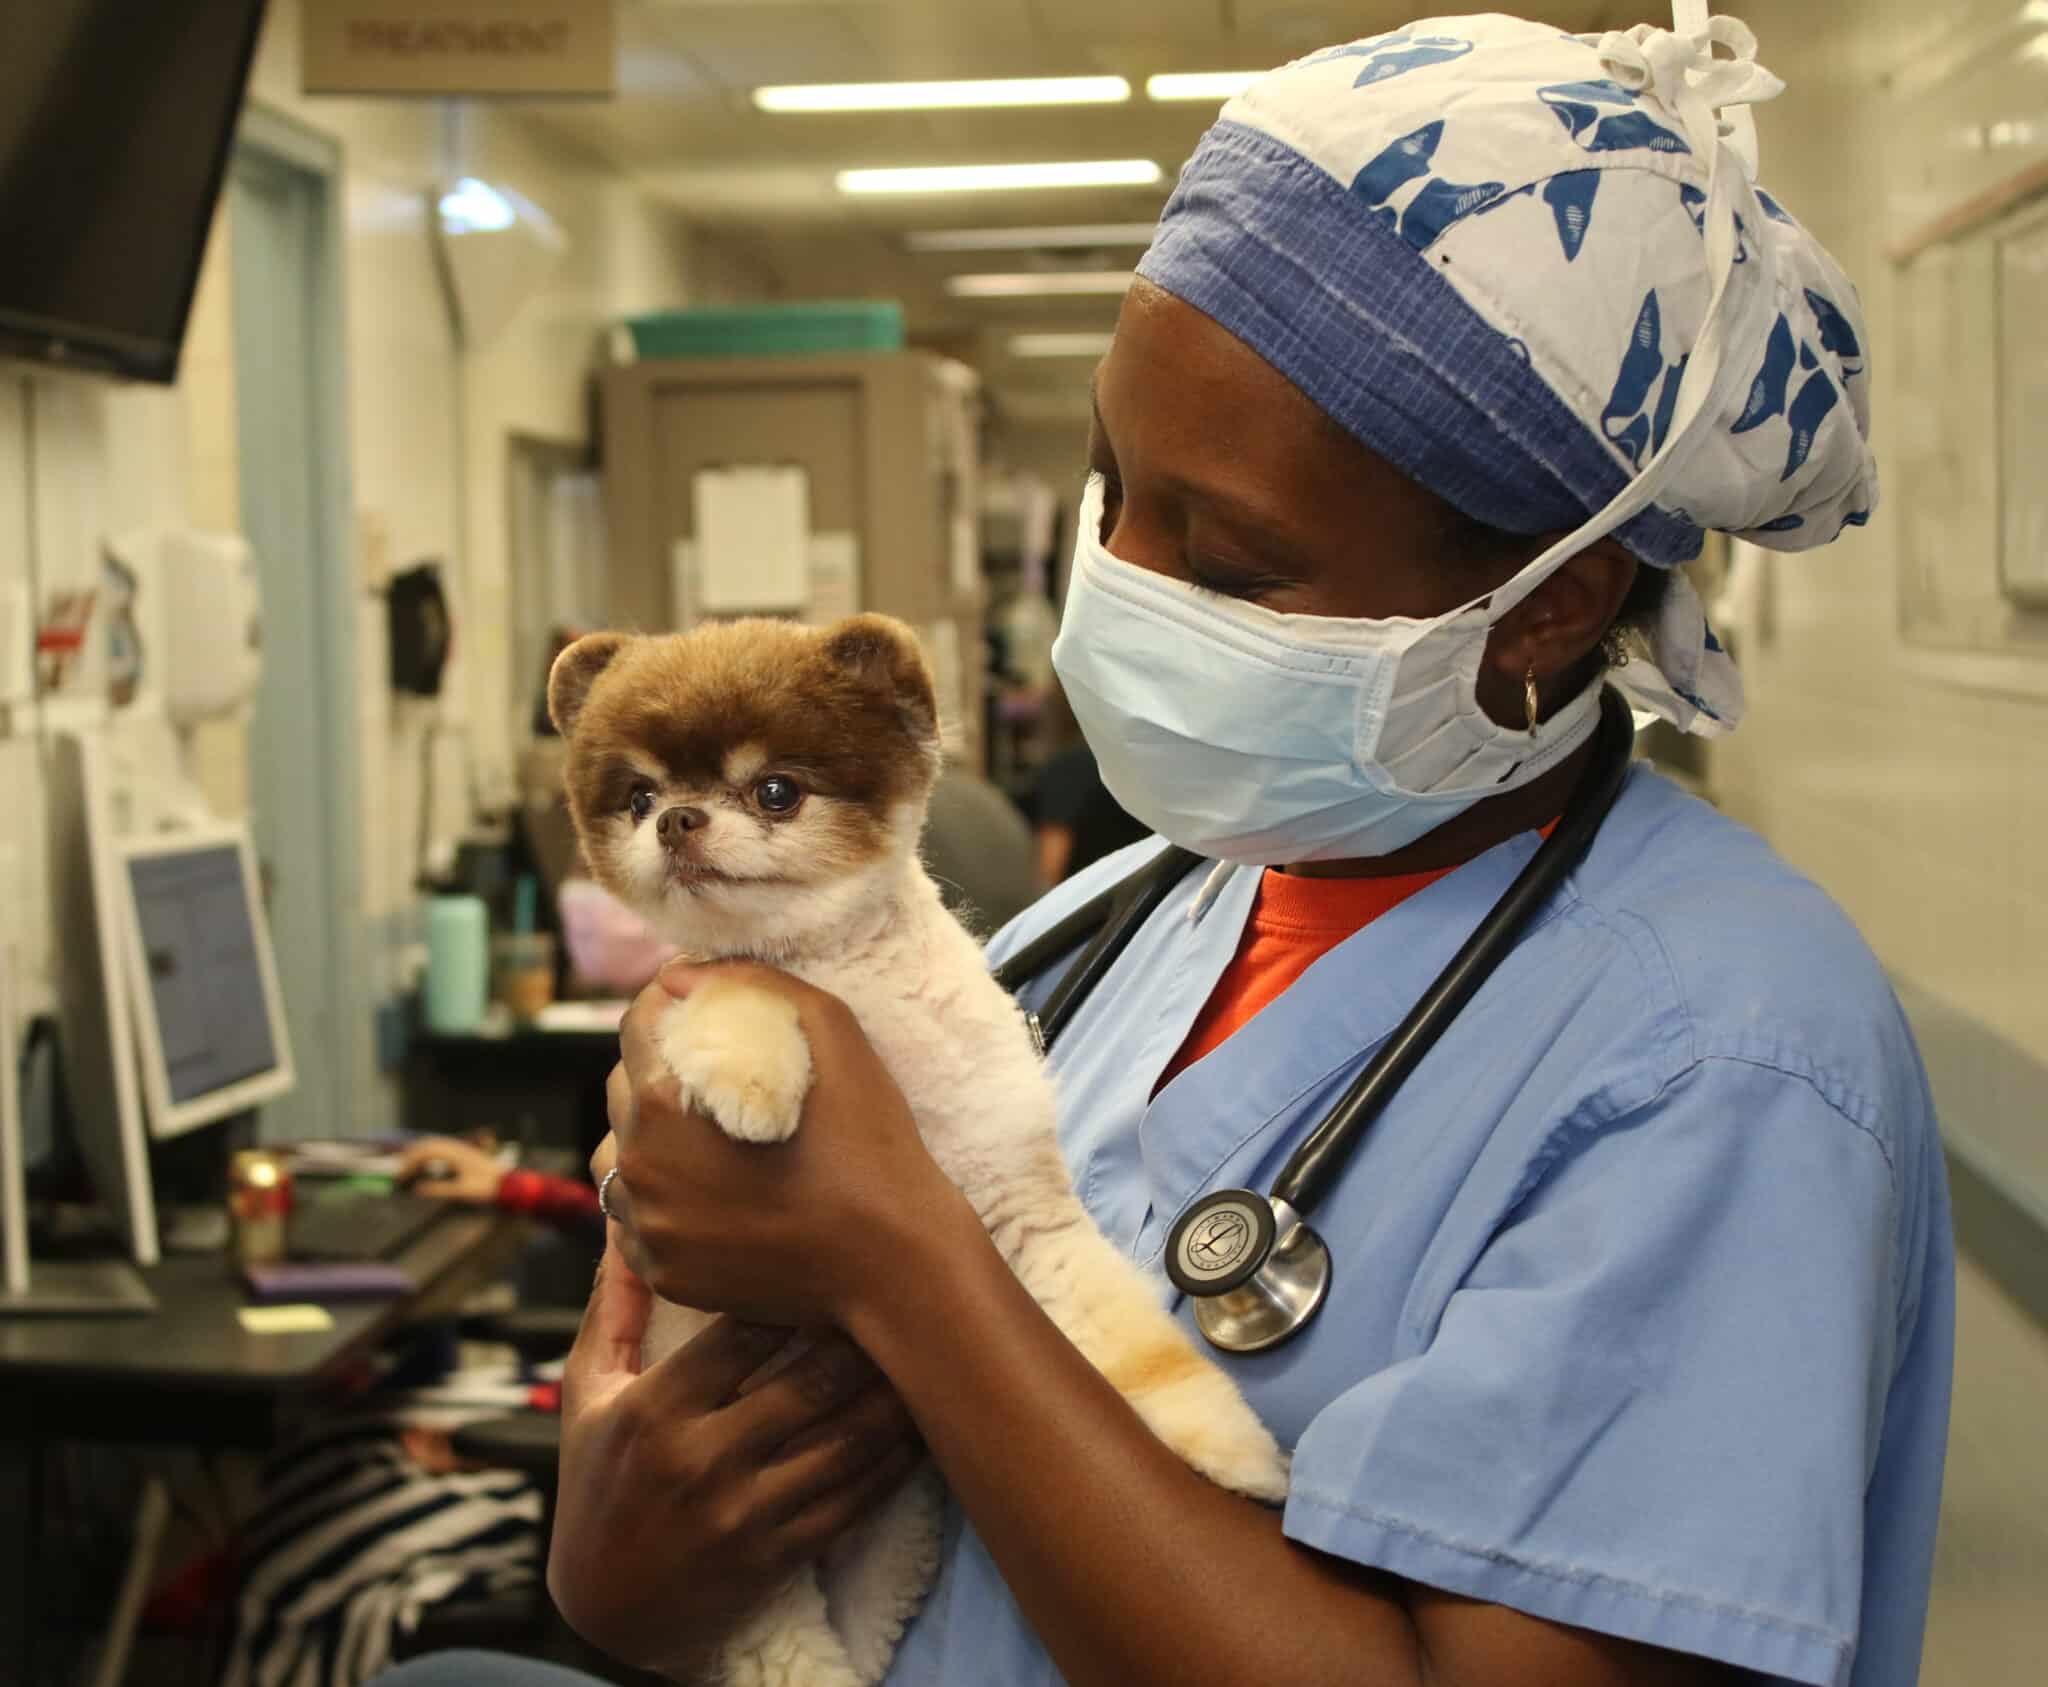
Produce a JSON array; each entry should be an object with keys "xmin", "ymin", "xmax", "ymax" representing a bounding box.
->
[
  {"xmin": 397, "ymin": 1136, "xmax": 603, "ymax": 1231},
  {"xmin": 496, "ymin": 1166, "xmax": 604, "ymax": 1229}
]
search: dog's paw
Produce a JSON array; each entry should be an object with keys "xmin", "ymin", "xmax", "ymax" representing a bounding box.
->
[
  {"xmin": 1123, "ymin": 1358, "xmax": 1290, "ymax": 1504},
  {"xmin": 659, "ymin": 983, "xmax": 813, "ymax": 1144}
]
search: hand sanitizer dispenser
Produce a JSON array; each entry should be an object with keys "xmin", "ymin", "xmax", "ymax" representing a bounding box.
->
[{"xmin": 154, "ymin": 527, "xmax": 262, "ymax": 727}]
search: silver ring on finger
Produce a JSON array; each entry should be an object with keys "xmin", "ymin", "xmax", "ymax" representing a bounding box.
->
[{"xmin": 597, "ymin": 1166, "xmax": 622, "ymax": 1222}]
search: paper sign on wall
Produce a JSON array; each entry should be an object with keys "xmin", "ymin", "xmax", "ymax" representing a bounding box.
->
[
  {"xmin": 806, "ymin": 533, "xmax": 861, "ymax": 624},
  {"xmin": 692, "ymin": 466, "xmax": 812, "ymax": 614},
  {"xmin": 302, "ymin": 0, "xmax": 615, "ymax": 97},
  {"xmin": 670, "ymin": 531, "xmax": 861, "ymax": 629}
]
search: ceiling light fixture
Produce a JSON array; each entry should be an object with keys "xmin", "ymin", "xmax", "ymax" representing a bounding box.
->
[
  {"xmin": 756, "ymin": 76, "xmax": 1130, "ymax": 113},
  {"xmin": 839, "ymin": 160, "xmax": 1162, "ymax": 195},
  {"xmin": 1146, "ymin": 71, "xmax": 1261, "ymax": 101},
  {"xmin": 946, "ymin": 271, "xmax": 1133, "ymax": 297},
  {"xmin": 907, "ymin": 223, "xmax": 1158, "ymax": 253},
  {"xmin": 1009, "ymin": 332, "xmax": 1118, "ymax": 357}
]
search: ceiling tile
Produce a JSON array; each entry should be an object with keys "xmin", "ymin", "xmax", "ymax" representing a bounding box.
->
[
  {"xmin": 561, "ymin": 0, "xmax": 1665, "ymax": 356},
  {"xmin": 1226, "ymin": 1, "xmax": 1627, "ymax": 49},
  {"xmin": 639, "ymin": 1, "xmax": 886, "ymax": 87},
  {"xmin": 852, "ymin": 0, "xmax": 1046, "ymax": 77},
  {"xmin": 1030, "ymin": 0, "xmax": 1229, "ymax": 42}
]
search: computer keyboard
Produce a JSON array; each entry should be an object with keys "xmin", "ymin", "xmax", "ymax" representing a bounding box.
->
[{"xmin": 289, "ymin": 1189, "xmax": 448, "ymax": 1261}]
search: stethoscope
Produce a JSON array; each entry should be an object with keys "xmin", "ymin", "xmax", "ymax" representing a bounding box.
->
[{"xmin": 994, "ymin": 687, "xmax": 1637, "ymax": 1355}]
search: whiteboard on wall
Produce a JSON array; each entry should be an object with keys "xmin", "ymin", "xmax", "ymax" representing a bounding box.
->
[
  {"xmin": 1883, "ymin": 11, "xmax": 2048, "ymax": 674},
  {"xmin": 1999, "ymin": 207, "xmax": 2048, "ymax": 609},
  {"xmin": 1895, "ymin": 240, "xmax": 2004, "ymax": 650},
  {"xmin": 1895, "ymin": 195, "xmax": 2048, "ymax": 663}
]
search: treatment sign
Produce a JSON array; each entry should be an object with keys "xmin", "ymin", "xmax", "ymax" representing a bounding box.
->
[{"xmin": 303, "ymin": 0, "xmax": 614, "ymax": 96}]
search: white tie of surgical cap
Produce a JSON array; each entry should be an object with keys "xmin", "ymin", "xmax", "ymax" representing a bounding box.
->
[
  {"xmin": 1430, "ymin": 5, "xmax": 1790, "ymax": 732},
  {"xmin": 1482, "ymin": 9, "xmax": 1785, "ymax": 620}
]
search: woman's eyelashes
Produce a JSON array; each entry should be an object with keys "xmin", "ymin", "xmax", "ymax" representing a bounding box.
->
[
  {"xmin": 1184, "ymin": 559, "xmax": 1285, "ymax": 601},
  {"xmin": 1087, "ymin": 460, "xmax": 1292, "ymax": 600}
]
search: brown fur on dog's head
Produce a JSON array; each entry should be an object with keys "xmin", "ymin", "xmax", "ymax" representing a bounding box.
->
[{"xmin": 549, "ymin": 615, "xmax": 942, "ymax": 954}]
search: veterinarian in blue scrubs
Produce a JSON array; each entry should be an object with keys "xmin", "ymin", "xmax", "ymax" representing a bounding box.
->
[{"xmin": 374, "ymin": 12, "xmax": 1952, "ymax": 1687}]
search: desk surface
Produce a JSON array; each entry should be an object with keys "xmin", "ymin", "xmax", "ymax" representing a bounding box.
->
[
  {"xmin": 410, "ymin": 1027, "xmax": 623, "ymax": 1057},
  {"xmin": 0, "ymin": 1206, "xmax": 530, "ymax": 1685},
  {"xmin": 0, "ymin": 1207, "xmax": 511, "ymax": 1396}
]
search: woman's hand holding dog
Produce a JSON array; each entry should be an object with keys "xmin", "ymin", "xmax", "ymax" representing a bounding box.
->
[
  {"xmin": 548, "ymin": 1236, "xmax": 925, "ymax": 1677},
  {"xmin": 591, "ymin": 960, "xmax": 987, "ymax": 1330}
]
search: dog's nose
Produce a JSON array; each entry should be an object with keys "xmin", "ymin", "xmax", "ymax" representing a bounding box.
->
[{"xmin": 657, "ymin": 805, "xmax": 709, "ymax": 845}]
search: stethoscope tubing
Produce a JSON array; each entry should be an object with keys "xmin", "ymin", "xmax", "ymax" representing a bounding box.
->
[
  {"xmin": 1272, "ymin": 686, "xmax": 1635, "ymax": 1213},
  {"xmin": 1005, "ymin": 686, "xmax": 1636, "ymax": 1227}
]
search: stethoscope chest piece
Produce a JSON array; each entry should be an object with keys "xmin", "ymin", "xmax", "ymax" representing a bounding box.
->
[
  {"xmin": 1167, "ymin": 1193, "xmax": 1333, "ymax": 1354},
  {"xmin": 1011, "ymin": 692, "xmax": 1636, "ymax": 1357}
]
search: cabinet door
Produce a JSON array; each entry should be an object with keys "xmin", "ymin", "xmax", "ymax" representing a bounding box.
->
[{"xmin": 649, "ymin": 380, "xmax": 863, "ymax": 629}]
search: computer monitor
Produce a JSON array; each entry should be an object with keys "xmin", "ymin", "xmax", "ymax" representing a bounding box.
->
[
  {"xmin": 44, "ymin": 729, "xmax": 297, "ymax": 1281},
  {"xmin": 114, "ymin": 825, "xmax": 294, "ymax": 1140}
]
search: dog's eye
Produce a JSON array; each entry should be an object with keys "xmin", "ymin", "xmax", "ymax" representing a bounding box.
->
[
  {"xmin": 626, "ymin": 783, "xmax": 656, "ymax": 822},
  {"xmin": 754, "ymin": 776, "xmax": 803, "ymax": 815}
]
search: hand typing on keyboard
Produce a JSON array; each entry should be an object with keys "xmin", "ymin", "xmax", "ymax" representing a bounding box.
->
[{"xmin": 394, "ymin": 1136, "xmax": 510, "ymax": 1205}]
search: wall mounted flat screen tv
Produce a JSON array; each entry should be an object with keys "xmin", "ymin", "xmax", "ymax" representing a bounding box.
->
[{"xmin": 0, "ymin": 2, "xmax": 269, "ymax": 384}]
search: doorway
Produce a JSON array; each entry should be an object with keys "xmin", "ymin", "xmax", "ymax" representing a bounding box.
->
[
  {"xmin": 506, "ymin": 433, "xmax": 606, "ymax": 741},
  {"xmin": 228, "ymin": 111, "xmax": 365, "ymax": 1142}
]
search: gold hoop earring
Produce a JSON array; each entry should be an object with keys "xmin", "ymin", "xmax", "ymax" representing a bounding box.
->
[{"xmin": 1524, "ymin": 667, "xmax": 1541, "ymax": 737}]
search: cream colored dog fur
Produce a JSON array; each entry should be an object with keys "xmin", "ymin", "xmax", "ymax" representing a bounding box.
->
[{"xmin": 552, "ymin": 615, "xmax": 1287, "ymax": 1687}]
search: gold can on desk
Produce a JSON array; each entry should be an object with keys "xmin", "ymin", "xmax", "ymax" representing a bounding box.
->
[{"xmin": 228, "ymin": 1149, "xmax": 294, "ymax": 1267}]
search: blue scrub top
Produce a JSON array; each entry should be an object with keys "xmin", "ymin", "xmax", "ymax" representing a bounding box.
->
[{"xmin": 885, "ymin": 768, "xmax": 1953, "ymax": 1687}]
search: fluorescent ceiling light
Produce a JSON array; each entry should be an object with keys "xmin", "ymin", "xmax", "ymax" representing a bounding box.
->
[
  {"xmin": 838, "ymin": 160, "xmax": 1162, "ymax": 195},
  {"xmin": 756, "ymin": 76, "xmax": 1129, "ymax": 113},
  {"xmin": 947, "ymin": 271, "xmax": 1132, "ymax": 297},
  {"xmin": 1146, "ymin": 71, "xmax": 1260, "ymax": 101},
  {"xmin": 438, "ymin": 177, "xmax": 517, "ymax": 233},
  {"xmin": 1009, "ymin": 332, "xmax": 1117, "ymax": 357},
  {"xmin": 907, "ymin": 223, "xmax": 1158, "ymax": 253}
]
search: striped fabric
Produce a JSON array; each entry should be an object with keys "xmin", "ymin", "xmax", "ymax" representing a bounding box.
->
[{"xmin": 223, "ymin": 1413, "xmax": 543, "ymax": 1687}]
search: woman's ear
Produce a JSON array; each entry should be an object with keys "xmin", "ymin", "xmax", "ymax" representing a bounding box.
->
[
  {"xmin": 1484, "ymin": 539, "xmax": 1639, "ymax": 683},
  {"xmin": 549, "ymin": 633, "xmax": 630, "ymax": 737}
]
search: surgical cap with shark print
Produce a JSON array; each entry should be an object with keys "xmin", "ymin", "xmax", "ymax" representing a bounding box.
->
[{"xmin": 1135, "ymin": 10, "xmax": 1875, "ymax": 735}]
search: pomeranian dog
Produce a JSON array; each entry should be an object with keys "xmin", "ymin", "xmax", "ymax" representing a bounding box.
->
[{"xmin": 551, "ymin": 613, "xmax": 1286, "ymax": 1687}]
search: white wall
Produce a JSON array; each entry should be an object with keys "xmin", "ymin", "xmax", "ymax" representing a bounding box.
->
[
  {"xmin": 234, "ymin": 0, "xmax": 721, "ymax": 926},
  {"xmin": 0, "ymin": 0, "xmax": 753, "ymax": 1124},
  {"xmin": 1716, "ymin": 0, "xmax": 2048, "ymax": 1195},
  {"xmin": 0, "ymin": 368, "xmax": 195, "ymax": 1019}
]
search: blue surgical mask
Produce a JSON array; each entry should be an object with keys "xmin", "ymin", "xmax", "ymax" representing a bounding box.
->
[{"xmin": 1050, "ymin": 475, "xmax": 1602, "ymax": 864}]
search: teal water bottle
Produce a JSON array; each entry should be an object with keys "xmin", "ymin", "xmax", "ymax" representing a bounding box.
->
[{"xmin": 424, "ymin": 895, "xmax": 490, "ymax": 1033}]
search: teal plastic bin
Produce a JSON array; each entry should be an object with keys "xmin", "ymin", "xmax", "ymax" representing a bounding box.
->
[{"xmin": 624, "ymin": 301, "xmax": 905, "ymax": 361}]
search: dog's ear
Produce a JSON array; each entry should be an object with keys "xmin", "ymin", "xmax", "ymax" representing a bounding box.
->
[
  {"xmin": 549, "ymin": 633, "xmax": 630, "ymax": 737},
  {"xmin": 822, "ymin": 614, "xmax": 938, "ymax": 743}
]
